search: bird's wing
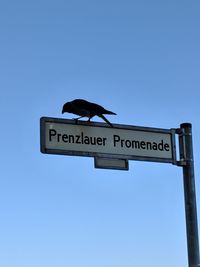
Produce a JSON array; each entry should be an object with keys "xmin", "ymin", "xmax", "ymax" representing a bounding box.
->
[
  {"xmin": 72, "ymin": 99, "xmax": 116, "ymax": 118},
  {"xmin": 70, "ymin": 99, "xmax": 93, "ymax": 117},
  {"xmin": 72, "ymin": 99, "xmax": 104, "ymax": 115}
]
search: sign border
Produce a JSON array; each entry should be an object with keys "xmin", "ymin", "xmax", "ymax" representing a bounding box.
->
[{"xmin": 40, "ymin": 117, "xmax": 177, "ymax": 164}]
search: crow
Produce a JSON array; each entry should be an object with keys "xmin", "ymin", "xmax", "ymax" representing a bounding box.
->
[{"xmin": 62, "ymin": 99, "xmax": 116, "ymax": 127}]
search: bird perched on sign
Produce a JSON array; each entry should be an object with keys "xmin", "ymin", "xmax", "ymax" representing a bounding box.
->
[{"xmin": 62, "ymin": 99, "xmax": 116, "ymax": 127}]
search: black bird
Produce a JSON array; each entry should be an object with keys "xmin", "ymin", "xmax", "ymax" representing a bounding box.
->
[{"xmin": 62, "ymin": 99, "xmax": 116, "ymax": 127}]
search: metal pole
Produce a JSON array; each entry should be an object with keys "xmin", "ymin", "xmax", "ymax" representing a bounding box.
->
[{"xmin": 179, "ymin": 123, "xmax": 200, "ymax": 267}]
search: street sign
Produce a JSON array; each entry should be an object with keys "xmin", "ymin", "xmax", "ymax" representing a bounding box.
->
[
  {"xmin": 40, "ymin": 117, "xmax": 200, "ymax": 267},
  {"xmin": 40, "ymin": 117, "xmax": 177, "ymax": 164}
]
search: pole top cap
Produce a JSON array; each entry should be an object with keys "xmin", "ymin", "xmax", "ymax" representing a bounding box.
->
[{"xmin": 180, "ymin": 123, "xmax": 192, "ymax": 129}]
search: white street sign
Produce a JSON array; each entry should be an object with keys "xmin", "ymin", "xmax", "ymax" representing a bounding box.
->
[
  {"xmin": 40, "ymin": 117, "xmax": 200, "ymax": 266},
  {"xmin": 40, "ymin": 117, "xmax": 176, "ymax": 164}
]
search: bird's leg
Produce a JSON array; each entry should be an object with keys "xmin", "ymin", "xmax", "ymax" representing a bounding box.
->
[
  {"xmin": 99, "ymin": 114, "xmax": 113, "ymax": 127},
  {"xmin": 73, "ymin": 116, "xmax": 85, "ymax": 124},
  {"xmin": 87, "ymin": 115, "xmax": 93, "ymax": 122},
  {"xmin": 73, "ymin": 116, "xmax": 84, "ymax": 121}
]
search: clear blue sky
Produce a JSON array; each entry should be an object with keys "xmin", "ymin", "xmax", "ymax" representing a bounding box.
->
[{"xmin": 0, "ymin": 1, "xmax": 200, "ymax": 266}]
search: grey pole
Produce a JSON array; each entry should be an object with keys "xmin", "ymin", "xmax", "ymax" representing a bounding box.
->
[{"xmin": 179, "ymin": 123, "xmax": 200, "ymax": 267}]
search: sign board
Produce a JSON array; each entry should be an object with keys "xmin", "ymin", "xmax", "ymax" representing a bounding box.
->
[
  {"xmin": 40, "ymin": 117, "xmax": 177, "ymax": 164},
  {"xmin": 94, "ymin": 157, "xmax": 129, "ymax": 170}
]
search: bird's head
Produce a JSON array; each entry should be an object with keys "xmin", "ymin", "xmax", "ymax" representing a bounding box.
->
[{"xmin": 62, "ymin": 102, "xmax": 73, "ymax": 114}]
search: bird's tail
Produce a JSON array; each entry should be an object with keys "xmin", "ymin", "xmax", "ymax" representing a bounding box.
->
[
  {"xmin": 99, "ymin": 114, "xmax": 114, "ymax": 127},
  {"xmin": 103, "ymin": 109, "xmax": 116, "ymax": 115}
]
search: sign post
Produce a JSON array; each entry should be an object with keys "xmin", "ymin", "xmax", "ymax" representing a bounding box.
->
[
  {"xmin": 178, "ymin": 123, "xmax": 200, "ymax": 267},
  {"xmin": 40, "ymin": 117, "xmax": 199, "ymax": 267}
]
